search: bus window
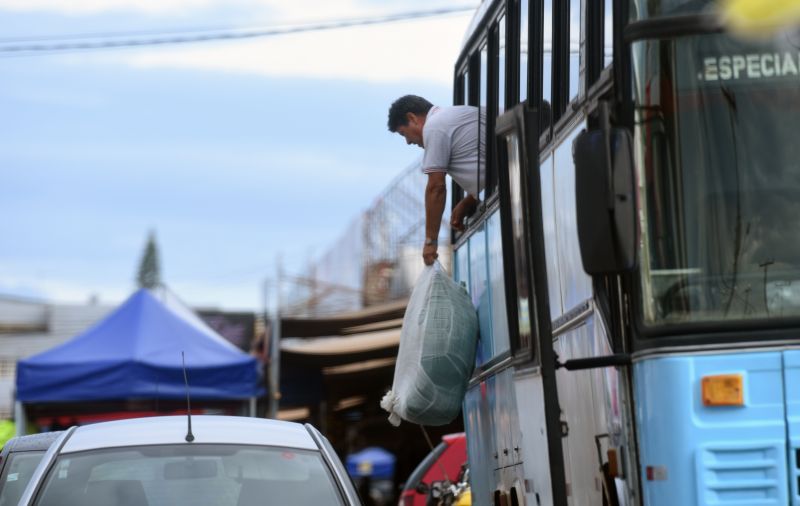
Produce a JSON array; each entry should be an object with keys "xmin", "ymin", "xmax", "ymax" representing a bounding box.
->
[
  {"xmin": 452, "ymin": 70, "xmax": 469, "ymax": 221},
  {"xmin": 631, "ymin": 0, "xmax": 714, "ymax": 20},
  {"xmin": 540, "ymin": 155, "xmax": 563, "ymax": 318},
  {"xmin": 487, "ymin": 211, "xmax": 511, "ymax": 356},
  {"xmin": 469, "ymin": 224, "xmax": 493, "ymax": 365},
  {"xmin": 456, "ymin": 70, "xmax": 467, "ymax": 106},
  {"xmin": 454, "ymin": 243, "xmax": 470, "ymax": 295},
  {"xmin": 553, "ymin": 126, "xmax": 592, "ymax": 310},
  {"xmin": 569, "ymin": 0, "xmax": 582, "ymax": 102},
  {"xmin": 479, "ymin": 43, "xmax": 488, "ymax": 202},
  {"xmin": 463, "ymin": 70, "xmax": 470, "ymax": 106},
  {"xmin": 468, "ymin": 51, "xmax": 480, "ymax": 106},
  {"xmin": 486, "ymin": 17, "xmax": 507, "ymax": 199},
  {"xmin": 604, "ymin": 0, "xmax": 612, "ymax": 67},
  {"xmin": 505, "ymin": 131, "xmax": 533, "ymax": 349},
  {"xmin": 480, "ymin": 44, "xmax": 488, "ymax": 109},
  {"xmin": 498, "ymin": 15, "xmax": 507, "ymax": 115},
  {"xmin": 542, "ymin": 0, "xmax": 553, "ymax": 130},
  {"xmin": 520, "ymin": 0, "xmax": 529, "ymax": 102}
]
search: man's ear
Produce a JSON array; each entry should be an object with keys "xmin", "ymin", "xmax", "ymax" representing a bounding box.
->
[{"xmin": 405, "ymin": 112, "xmax": 417, "ymax": 126}]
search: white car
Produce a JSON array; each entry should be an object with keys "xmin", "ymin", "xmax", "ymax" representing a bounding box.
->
[{"xmin": 18, "ymin": 415, "xmax": 360, "ymax": 505}]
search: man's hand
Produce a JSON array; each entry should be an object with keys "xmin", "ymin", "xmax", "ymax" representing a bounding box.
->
[
  {"xmin": 422, "ymin": 243, "xmax": 439, "ymax": 265},
  {"xmin": 450, "ymin": 195, "xmax": 478, "ymax": 231}
]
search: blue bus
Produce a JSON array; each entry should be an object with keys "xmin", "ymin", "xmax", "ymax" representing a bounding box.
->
[{"xmin": 450, "ymin": 0, "xmax": 800, "ymax": 505}]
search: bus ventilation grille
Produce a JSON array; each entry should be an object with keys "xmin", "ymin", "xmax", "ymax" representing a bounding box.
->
[
  {"xmin": 795, "ymin": 448, "xmax": 800, "ymax": 501},
  {"xmin": 698, "ymin": 445, "xmax": 783, "ymax": 504}
]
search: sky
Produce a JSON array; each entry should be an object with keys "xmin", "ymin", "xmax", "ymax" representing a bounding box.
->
[{"xmin": 0, "ymin": 0, "xmax": 477, "ymax": 310}]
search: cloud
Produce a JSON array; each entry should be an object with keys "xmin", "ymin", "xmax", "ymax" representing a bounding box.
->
[
  {"xmin": 0, "ymin": 0, "xmax": 474, "ymax": 85},
  {"xmin": 0, "ymin": 0, "xmax": 475, "ymax": 310},
  {"xmin": 0, "ymin": 0, "xmax": 219, "ymax": 15},
  {"xmin": 87, "ymin": 14, "xmax": 472, "ymax": 85},
  {"xmin": 0, "ymin": 0, "xmax": 463, "ymax": 24}
]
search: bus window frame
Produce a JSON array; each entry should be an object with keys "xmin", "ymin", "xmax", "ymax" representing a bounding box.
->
[
  {"xmin": 538, "ymin": 0, "xmax": 553, "ymax": 144},
  {"xmin": 539, "ymin": 0, "xmax": 615, "ymax": 147},
  {"xmin": 585, "ymin": 0, "xmax": 609, "ymax": 85},
  {"xmin": 479, "ymin": 39, "xmax": 492, "ymax": 202},
  {"xmin": 451, "ymin": 59, "xmax": 477, "ymax": 245},
  {"xmin": 496, "ymin": 13, "xmax": 508, "ymax": 115},
  {"xmin": 454, "ymin": 66, "xmax": 467, "ymax": 106},
  {"xmin": 553, "ymin": 0, "xmax": 569, "ymax": 122},
  {"xmin": 467, "ymin": 50, "xmax": 482, "ymax": 212},
  {"xmin": 484, "ymin": 19, "xmax": 504, "ymax": 197},
  {"xmin": 452, "ymin": 5, "xmax": 517, "ymax": 239},
  {"xmin": 517, "ymin": 0, "xmax": 529, "ymax": 105},
  {"xmin": 507, "ymin": 0, "xmax": 520, "ymax": 106},
  {"xmin": 467, "ymin": 50, "xmax": 481, "ymax": 107},
  {"xmin": 496, "ymin": 104, "xmax": 540, "ymax": 361}
]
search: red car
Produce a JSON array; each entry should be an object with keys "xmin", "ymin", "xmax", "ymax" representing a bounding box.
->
[{"xmin": 398, "ymin": 433, "xmax": 466, "ymax": 506}]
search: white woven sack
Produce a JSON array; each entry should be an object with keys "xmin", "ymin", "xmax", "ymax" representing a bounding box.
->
[{"xmin": 380, "ymin": 263, "xmax": 478, "ymax": 426}]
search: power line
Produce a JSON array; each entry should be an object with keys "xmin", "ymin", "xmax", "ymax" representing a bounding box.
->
[{"xmin": 0, "ymin": 6, "xmax": 476, "ymax": 57}]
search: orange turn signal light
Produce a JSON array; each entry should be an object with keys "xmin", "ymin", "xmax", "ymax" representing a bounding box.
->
[{"xmin": 702, "ymin": 374, "xmax": 744, "ymax": 406}]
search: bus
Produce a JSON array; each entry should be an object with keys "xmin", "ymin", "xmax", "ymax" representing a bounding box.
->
[{"xmin": 449, "ymin": 0, "xmax": 800, "ymax": 505}]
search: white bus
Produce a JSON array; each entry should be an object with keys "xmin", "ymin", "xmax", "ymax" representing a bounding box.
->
[{"xmin": 452, "ymin": 1, "xmax": 800, "ymax": 505}]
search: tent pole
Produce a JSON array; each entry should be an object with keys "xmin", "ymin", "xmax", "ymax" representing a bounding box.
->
[
  {"xmin": 14, "ymin": 401, "xmax": 26, "ymax": 437},
  {"xmin": 268, "ymin": 261, "xmax": 282, "ymax": 420},
  {"xmin": 268, "ymin": 308, "xmax": 281, "ymax": 419}
]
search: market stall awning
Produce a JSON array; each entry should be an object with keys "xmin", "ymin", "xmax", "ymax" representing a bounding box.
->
[
  {"xmin": 280, "ymin": 300, "xmax": 406, "ymax": 337},
  {"xmin": 281, "ymin": 328, "xmax": 400, "ymax": 367},
  {"xmin": 17, "ymin": 288, "xmax": 263, "ymax": 402}
]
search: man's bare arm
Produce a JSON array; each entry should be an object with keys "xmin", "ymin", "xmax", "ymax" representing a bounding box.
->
[{"xmin": 423, "ymin": 172, "xmax": 447, "ymax": 265}]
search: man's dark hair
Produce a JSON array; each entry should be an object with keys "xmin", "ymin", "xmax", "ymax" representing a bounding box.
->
[{"xmin": 387, "ymin": 95, "xmax": 433, "ymax": 132}]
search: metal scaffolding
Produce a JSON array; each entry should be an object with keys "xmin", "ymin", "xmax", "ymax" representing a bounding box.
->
[{"xmin": 280, "ymin": 158, "xmax": 451, "ymax": 317}]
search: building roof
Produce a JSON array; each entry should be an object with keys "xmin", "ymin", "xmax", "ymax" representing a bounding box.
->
[{"xmin": 280, "ymin": 299, "xmax": 406, "ymax": 337}]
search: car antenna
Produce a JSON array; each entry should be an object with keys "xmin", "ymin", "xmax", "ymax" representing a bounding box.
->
[{"xmin": 182, "ymin": 351, "xmax": 195, "ymax": 442}]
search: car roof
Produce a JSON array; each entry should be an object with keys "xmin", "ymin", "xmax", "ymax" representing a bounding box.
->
[
  {"xmin": 1, "ymin": 431, "xmax": 64, "ymax": 455},
  {"xmin": 60, "ymin": 416, "xmax": 318, "ymax": 454}
]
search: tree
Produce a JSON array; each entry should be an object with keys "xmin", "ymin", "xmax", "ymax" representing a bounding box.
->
[{"xmin": 136, "ymin": 230, "xmax": 162, "ymax": 289}]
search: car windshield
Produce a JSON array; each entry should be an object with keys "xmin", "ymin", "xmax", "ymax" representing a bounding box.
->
[
  {"xmin": 0, "ymin": 451, "xmax": 46, "ymax": 506},
  {"xmin": 633, "ymin": 30, "xmax": 800, "ymax": 326},
  {"xmin": 33, "ymin": 444, "xmax": 344, "ymax": 506}
]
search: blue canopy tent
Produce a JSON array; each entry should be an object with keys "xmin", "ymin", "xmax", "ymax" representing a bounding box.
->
[
  {"xmin": 346, "ymin": 447, "xmax": 396, "ymax": 480},
  {"xmin": 16, "ymin": 288, "xmax": 263, "ymax": 409}
]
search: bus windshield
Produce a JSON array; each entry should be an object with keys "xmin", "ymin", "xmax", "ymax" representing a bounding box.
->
[
  {"xmin": 633, "ymin": 30, "xmax": 800, "ymax": 326},
  {"xmin": 630, "ymin": 0, "xmax": 715, "ymax": 21}
]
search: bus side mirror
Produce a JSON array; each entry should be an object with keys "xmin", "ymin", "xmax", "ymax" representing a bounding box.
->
[{"xmin": 573, "ymin": 127, "xmax": 637, "ymax": 275}]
